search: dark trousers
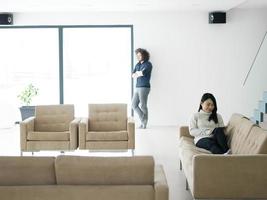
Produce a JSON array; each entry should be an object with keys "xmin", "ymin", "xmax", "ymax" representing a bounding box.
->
[{"xmin": 196, "ymin": 127, "xmax": 229, "ymax": 154}]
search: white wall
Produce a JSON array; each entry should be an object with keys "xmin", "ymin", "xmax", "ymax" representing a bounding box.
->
[{"xmin": 14, "ymin": 8, "xmax": 267, "ymax": 126}]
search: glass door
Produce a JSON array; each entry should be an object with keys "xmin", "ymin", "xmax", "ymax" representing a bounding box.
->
[{"xmin": 63, "ymin": 27, "xmax": 132, "ymax": 117}]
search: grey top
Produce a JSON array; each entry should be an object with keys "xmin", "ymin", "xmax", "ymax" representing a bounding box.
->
[{"xmin": 189, "ymin": 110, "xmax": 224, "ymax": 144}]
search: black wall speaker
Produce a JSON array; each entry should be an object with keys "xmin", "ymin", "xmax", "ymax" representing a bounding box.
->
[
  {"xmin": 209, "ymin": 12, "xmax": 226, "ymax": 24},
  {"xmin": 0, "ymin": 13, "xmax": 13, "ymax": 25}
]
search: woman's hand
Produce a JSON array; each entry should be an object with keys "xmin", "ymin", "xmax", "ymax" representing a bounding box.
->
[
  {"xmin": 132, "ymin": 71, "xmax": 143, "ymax": 78},
  {"xmin": 132, "ymin": 73, "xmax": 138, "ymax": 78},
  {"xmin": 204, "ymin": 128, "xmax": 213, "ymax": 136},
  {"xmin": 136, "ymin": 71, "xmax": 143, "ymax": 77}
]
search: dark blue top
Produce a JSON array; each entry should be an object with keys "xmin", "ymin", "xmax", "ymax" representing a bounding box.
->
[{"xmin": 132, "ymin": 61, "xmax": 153, "ymax": 88}]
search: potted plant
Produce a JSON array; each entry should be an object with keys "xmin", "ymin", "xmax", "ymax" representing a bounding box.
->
[{"xmin": 17, "ymin": 84, "xmax": 39, "ymax": 121}]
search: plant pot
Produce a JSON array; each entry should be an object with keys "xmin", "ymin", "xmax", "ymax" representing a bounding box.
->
[{"xmin": 19, "ymin": 106, "xmax": 35, "ymax": 121}]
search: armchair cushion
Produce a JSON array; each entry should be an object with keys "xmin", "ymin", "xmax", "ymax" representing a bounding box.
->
[
  {"xmin": 86, "ymin": 131, "xmax": 128, "ymax": 141},
  {"xmin": 27, "ymin": 131, "xmax": 70, "ymax": 141},
  {"xmin": 88, "ymin": 104, "xmax": 127, "ymax": 131},
  {"xmin": 34, "ymin": 105, "xmax": 74, "ymax": 132}
]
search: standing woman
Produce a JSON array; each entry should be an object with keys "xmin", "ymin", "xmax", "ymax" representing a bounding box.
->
[{"xmin": 132, "ymin": 48, "xmax": 153, "ymax": 129}]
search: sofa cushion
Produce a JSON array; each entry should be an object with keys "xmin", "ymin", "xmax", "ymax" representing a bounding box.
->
[
  {"xmin": 34, "ymin": 105, "xmax": 74, "ymax": 132},
  {"xmin": 0, "ymin": 157, "xmax": 56, "ymax": 186},
  {"xmin": 225, "ymin": 113, "xmax": 246, "ymax": 146},
  {"xmin": 234, "ymin": 125, "xmax": 267, "ymax": 154},
  {"xmin": 89, "ymin": 104, "xmax": 127, "ymax": 131},
  {"xmin": 27, "ymin": 131, "xmax": 70, "ymax": 141},
  {"xmin": 55, "ymin": 156, "xmax": 154, "ymax": 185},
  {"xmin": 178, "ymin": 136, "xmax": 212, "ymax": 154},
  {"xmin": 230, "ymin": 118, "xmax": 258, "ymax": 154},
  {"xmin": 86, "ymin": 131, "xmax": 128, "ymax": 141}
]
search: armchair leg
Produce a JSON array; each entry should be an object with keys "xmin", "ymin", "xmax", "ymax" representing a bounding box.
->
[
  {"xmin": 179, "ymin": 160, "xmax": 182, "ymax": 170},
  {"xmin": 186, "ymin": 179, "xmax": 189, "ymax": 191}
]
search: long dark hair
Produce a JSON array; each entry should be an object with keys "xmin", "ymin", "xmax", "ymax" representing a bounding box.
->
[
  {"xmin": 198, "ymin": 93, "xmax": 218, "ymax": 123},
  {"xmin": 135, "ymin": 48, "xmax": 150, "ymax": 62}
]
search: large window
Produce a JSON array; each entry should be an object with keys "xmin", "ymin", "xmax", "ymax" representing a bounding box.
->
[
  {"xmin": 0, "ymin": 26, "xmax": 133, "ymax": 124},
  {"xmin": 0, "ymin": 28, "xmax": 59, "ymax": 126},
  {"xmin": 63, "ymin": 27, "xmax": 132, "ymax": 117}
]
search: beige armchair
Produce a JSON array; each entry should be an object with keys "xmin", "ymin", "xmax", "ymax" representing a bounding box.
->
[
  {"xmin": 79, "ymin": 104, "xmax": 135, "ymax": 155},
  {"xmin": 20, "ymin": 104, "xmax": 79, "ymax": 155}
]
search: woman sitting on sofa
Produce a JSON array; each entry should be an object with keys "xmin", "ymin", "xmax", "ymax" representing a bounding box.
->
[{"xmin": 189, "ymin": 93, "xmax": 230, "ymax": 154}]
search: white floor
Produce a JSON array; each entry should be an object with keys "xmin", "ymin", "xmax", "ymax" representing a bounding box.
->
[{"xmin": 0, "ymin": 125, "xmax": 193, "ymax": 200}]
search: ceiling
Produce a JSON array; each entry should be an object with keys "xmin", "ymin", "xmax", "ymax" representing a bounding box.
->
[
  {"xmin": 0, "ymin": 0, "xmax": 267, "ymax": 12},
  {"xmin": 238, "ymin": 0, "xmax": 267, "ymax": 9}
]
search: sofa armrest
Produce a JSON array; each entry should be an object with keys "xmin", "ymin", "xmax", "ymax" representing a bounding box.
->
[
  {"xmin": 20, "ymin": 117, "xmax": 35, "ymax": 151},
  {"xmin": 192, "ymin": 154, "xmax": 267, "ymax": 199},
  {"xmin": 154, "ymin": 165, "xmax": 169, "ymax": 200},
  {"xmin": 127, "ymin": 117, "xmax": 135, "ymax": 149},
  {"xmin": 179, "ymin": 126, "xmax": 193, "ymax": 139},
  {"xmin": 69, "ymin": 118, "xmax": 80, "ymax": 150},
  {"xmin": 79, "ymin": 118, "xmax": 88, "ymax": 149}
]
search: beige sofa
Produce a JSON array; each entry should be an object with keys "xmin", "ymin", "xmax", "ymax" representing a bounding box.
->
[
  {"xmin": 79, "ymin": 104, "xmax": 135, "ymax": 155},
  {"xmin": 20, "ymin": 105, "xmax": 79, "ymax": 154},
  {"xmin": 0, "ymin": 156, "xmax": 168, "ymax": 200},
  {"xmin": 178, "ymin": 113, "xmax": 267, "ymax": 200}
]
